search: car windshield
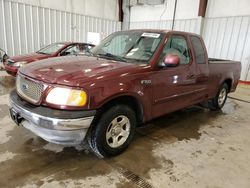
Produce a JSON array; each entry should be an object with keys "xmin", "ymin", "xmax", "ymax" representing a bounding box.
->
[
  {"xmin": 91, "ymin": 31, "xmax": 163, "ymax": 63},
  {"xmin": 37, "ymin": 43, "xmax": 65, "ymax": 55}
]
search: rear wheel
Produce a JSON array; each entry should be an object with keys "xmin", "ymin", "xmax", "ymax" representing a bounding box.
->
[
  {"xmin": 87, "ymin": 105, "xmax": 136, "ymax": 158},
  {"xmin": 208, "ymin": 83, "xmax": 228, "ymax": 110}
]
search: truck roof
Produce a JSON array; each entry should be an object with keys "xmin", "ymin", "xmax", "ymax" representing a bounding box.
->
[
  {"xmin": 122, "ymin": 29, "xmax": 201, "ymax": 37},
  {"xmin": 57, "ymin": 42, "xmax": 95, "ymax": 46}
]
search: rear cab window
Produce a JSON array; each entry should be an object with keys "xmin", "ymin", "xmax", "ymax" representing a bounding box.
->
[{"xmin": 190, "ymin": 36, "xmax": 206, "ymax": 64}]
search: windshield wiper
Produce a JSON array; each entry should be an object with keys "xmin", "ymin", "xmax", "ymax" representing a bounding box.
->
[{"xmin": 96, "ymin": 53, "xmax": 127, "ymax": 62}]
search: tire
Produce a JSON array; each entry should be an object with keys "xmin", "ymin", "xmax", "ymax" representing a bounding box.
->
[
  {"xmin": 87, "ymin": 105, "xmax": 136, "ymax": 158},
  {"xmin": 208, "ymin": 83, "xmax": 229, "ymax": 110},
  {"xmin": 3, "ymin": 54, "xmax": 8, "ymax": 60},
  {"xmin": 2, "ymin": 54, "xmax": 8, "ymax": 65}
]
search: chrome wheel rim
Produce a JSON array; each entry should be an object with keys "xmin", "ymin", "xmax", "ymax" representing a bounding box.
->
[
  {"xmin": 218, "ymin": 88, "xmax": 227, "ymax": 106},
  {"xmin": 106, "ymin": 115, "xmax": 131, "ymax": 148}
]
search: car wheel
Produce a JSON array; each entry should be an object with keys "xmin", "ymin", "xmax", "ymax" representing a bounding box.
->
[
  {"xmin": 87, "ymin": 104, "xmax": 136, "ymax": 158},
  {"xmin": 208, "ymin": 83, "xmax": 228, "ymax": 110},
  {"xmin": 3, "ymin": 54, "xmax": 8, "ymax": 61}
]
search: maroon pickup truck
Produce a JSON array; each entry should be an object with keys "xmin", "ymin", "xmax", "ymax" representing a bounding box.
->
[
  {"xmin": 4, "ymin": 42, "xmax": 94, "ymax": 76},
  {"xmin": 9, "ymin": 30, "xmax": 241, "ymax": 157}
]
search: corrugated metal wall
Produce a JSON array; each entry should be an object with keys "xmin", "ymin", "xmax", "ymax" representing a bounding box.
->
[
  {"xmin": 129, "ymin": 17, "xmax": 250, "ymax": 81},
  {"xmin": 203, "ymin": 16, "xmax": 250, "ymax": 81},
  {"xmin": 0, "ymin": 0, "xmax": 121, "ymax": 56},
  {"xmin": 1, "ymin": 0, "xmax": 250, "ymax": 81},
  {"xmin": 130, "ymin": 18, "xmax": 198, "ymax": 33}
]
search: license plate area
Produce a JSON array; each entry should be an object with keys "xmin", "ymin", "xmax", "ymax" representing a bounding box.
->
[{"xmin": 9, "ymin": 108, "xmax": 23, "ymax": 125}]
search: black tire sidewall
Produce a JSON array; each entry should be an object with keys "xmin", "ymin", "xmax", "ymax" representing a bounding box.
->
[
  {"xmin": 90, "ymin": 105, "xmax": 136, "ymax": 157},
  {"xmin": 2, "ymin": 54, "xmax": 8, "ymax": 64},
  {"xmin": 215, "ymin": 83, "xmax": 229, "ymax": 109}
]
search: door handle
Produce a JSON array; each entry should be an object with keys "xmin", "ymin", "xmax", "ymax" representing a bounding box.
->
[{"xmin": 187, "ymin": 74, "xmax": 195, "ymax": 79}]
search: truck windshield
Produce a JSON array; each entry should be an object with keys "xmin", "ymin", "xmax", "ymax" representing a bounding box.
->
[
  {"xmin": 37, "ymin": 43, "xmax": 65, "ymax": 55},
  {"xmin": 91, "ymin": 31, "xmax": 163, "ymax": 63}
]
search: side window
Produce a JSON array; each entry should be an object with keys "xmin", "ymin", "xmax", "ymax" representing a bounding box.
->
[
  {"xmin": 62, "ymin": 45, "xmax": 78, "ymax": 55},
  {"xmin": 190, "ymin": 36, "xmax": 206, "ymax": 64},
  {"xmin": 160, "ymin": 35, "xmax": 190, "ymax": 65},
  {"xmin": 61, "ymin": 44, "xmax": 94, "ymax": 56}
]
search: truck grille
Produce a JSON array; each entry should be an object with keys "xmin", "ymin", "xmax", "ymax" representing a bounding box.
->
[{"xmin": 16, "ymin": 75, "xmax": 44, "ymax": 103}]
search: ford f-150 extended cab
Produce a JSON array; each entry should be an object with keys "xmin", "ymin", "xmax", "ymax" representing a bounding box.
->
[
  {"xmin": 9, "ymin": 30, "xmax": 241, "ymax": 157},
  {"xmin": 5, "ymin": 42, "xmax": 94, "ymax": 76}
]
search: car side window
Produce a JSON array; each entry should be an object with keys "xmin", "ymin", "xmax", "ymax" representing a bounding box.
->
[
  {"xmin": 190, "ymin": 36, "xmax": 206, "ymax": 64},
  {"xmin": 160, "ymin": 35, "xmax": 190, "ymax": 65},
  {"xmin": 61, "ymin": 45, "xmax": 78, "ymax": 56}
]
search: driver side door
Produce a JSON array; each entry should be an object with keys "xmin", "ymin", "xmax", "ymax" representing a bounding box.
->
[{"xmin": 151, "ymin": 34, "xmax": 203, "ymax": 118}]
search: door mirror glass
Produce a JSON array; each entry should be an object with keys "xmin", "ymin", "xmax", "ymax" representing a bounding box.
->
[{"xmin": 162, "ymin": 54, "xmax": 180, "ymax": 67}]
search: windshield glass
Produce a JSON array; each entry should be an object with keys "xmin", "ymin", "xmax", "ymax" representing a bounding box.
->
[
  {"xmin": 91, "ymin": 31, "xmax": 163, "ymax": 63},
  {"xmin": 37, "ymin": 43, "xmax": 65, "ymax": 55}
]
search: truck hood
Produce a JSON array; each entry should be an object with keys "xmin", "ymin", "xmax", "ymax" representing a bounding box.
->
[
  {"xmin": 19, "ymin": 56, "xmax": 140, "ymax": 86},
  {"xmin": 10, "ymin": 52, "xmax": 50, "ymax": 63}
]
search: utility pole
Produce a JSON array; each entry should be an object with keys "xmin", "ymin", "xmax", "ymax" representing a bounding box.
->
[{"xmin": 172, "ymin": 0, "xmax": 177, "ymax": 30}]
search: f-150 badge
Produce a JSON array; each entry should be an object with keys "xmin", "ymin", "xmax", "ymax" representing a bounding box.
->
[{"xmin": 141, "ymin": 80, "xmax": 152, "ymax": 84}]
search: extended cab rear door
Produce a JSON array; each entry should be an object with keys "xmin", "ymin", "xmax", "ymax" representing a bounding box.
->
[{"xmin": 189, "ymin": 35, "xmax": 209, "ymax": 98}]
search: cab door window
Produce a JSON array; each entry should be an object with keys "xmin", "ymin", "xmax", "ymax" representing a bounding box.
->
[
  {"xmin": 61, "ymin": 44, "xmax": 78, "ymax": 56},
  {"xmin": 160, "ymin": 35, "xmax": 190, "ymax": 65}
]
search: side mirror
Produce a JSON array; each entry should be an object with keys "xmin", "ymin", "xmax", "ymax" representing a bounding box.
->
[{"xmin": 162, "ymin": 54, "xmax": 180, "ymax": 67}]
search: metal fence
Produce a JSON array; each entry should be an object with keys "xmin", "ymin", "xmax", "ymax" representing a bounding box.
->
[{"xmin": 0, "ymin": 0, "xmax": 121, "ymax": 56}]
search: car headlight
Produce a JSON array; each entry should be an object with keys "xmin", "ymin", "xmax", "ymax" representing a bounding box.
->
[
  {"xmin": 13, "ymin": 61, "xmax": 28, "ymax": 67},
  {"xmin": 46, "ymin": 87, "xmax": 87, "ymax": 107}
]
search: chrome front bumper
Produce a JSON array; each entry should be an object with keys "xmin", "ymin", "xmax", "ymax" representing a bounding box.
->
[{"xmin": 9, "ymin": 90, "xmax": 95, "ymax": 145}]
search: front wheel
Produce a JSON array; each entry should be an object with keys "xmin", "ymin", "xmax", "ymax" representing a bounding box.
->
[
  {"xmin": 208, "ymin": 83, "xmax": 229, "ymax": 110},
  {"xmin": 87, "ymin": 105, "xmax": 136, "ymax": 158}
]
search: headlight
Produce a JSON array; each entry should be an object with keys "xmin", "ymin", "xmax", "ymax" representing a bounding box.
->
[
  {"xmin": 13, "ymin": 61, "xmax": 28, "ymax": 67},
  {"xmin": 46, "ymin": 87, "xmax": 87, "ymax": 107}
]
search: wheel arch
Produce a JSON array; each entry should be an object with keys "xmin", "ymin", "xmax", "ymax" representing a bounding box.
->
[
  {"xmin": 95, "ymin": 94, "xmax": 144, "ymax": 125},
  {"xmin": 223, "ymin": 78, "xmax": 232, "ymax": 91}
]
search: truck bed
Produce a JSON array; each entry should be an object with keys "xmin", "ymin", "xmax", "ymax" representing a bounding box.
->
[
  {"xmin": 208, "ymin": 58, "xmax": 239, "ymax": 64},
  {"xmin": 207, "ymin": 58, "xmax": 241, "ymax": 96}
]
